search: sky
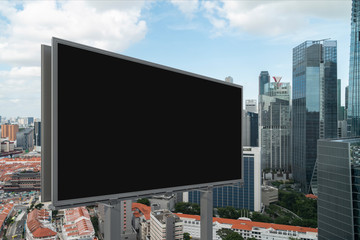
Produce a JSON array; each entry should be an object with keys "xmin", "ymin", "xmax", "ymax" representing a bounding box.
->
[{"xmin": 0, "ymin": 0, "xmax": 352, "ymax": 119}]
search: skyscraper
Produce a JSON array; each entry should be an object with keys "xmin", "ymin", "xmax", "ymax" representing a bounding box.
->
[
  {"xmin": 292, "ymin": 40, "xmax": 338, "ymax": 193},
  {"xmin": 317, "ymin": 138, "xmax": 360, "ymax": 240},
  {"xmin": 245, "ymin": 99, "xmax": 257, "ymax": 113},
  {"xmin": 259, "ymin": 80, "xmax": 291, "ymax": 172},
  {"xmin": 259, "ymin": 71, "xmax": 270, "ymax": 95},
  {"xmin": 242, "ymin": 110, "xmax": 259, "ymax": 147},
  {"xmin": 348, "ymin": 0, "xmax": 360, "ymax": 137}
]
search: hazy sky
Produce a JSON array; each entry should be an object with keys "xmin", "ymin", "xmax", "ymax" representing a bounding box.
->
[{"xmin": 0, "ymin": 0, "xmax": 352, "ymax": 118}]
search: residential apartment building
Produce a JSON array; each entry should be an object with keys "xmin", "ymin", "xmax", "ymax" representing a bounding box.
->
[{"xmin": 1, "ymin": 124, "xmax": 19, "ymax": 141}]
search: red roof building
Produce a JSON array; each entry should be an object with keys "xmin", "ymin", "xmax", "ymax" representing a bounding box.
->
[
  {"xmin": 62, "ymin": 207, "xmax": 95, "ymax": 240},
  {"xmin": 26, "ymin": 209, "xmax": 57, "ymax": 240},
  {"xmin": 175, "ymin": 213, "xmax": 318, "ymax": 240}
]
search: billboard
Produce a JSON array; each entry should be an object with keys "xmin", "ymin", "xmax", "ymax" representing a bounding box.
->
[{"xmin": 43, "ymin": 37, "xmax": 243, "ymax": 209}]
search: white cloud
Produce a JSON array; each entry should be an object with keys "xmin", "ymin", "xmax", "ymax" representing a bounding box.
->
[
  {"xmin": 0, "ymin": 66, "xmax": 41, "ymax": 117},
  {"xmin": 201, "ymin": 0, "xmax": 351, "ymax": 39},
  {"xmin": 0, "ymin": 0, "xmax": 149, "ymax": 117},
  {"xmin": 170, "ymin": 0, "xmax": 199, "ymax": 19},
  {"xmin": 0, "ymin": 0, "xmax": 148, "ymax": 67}
]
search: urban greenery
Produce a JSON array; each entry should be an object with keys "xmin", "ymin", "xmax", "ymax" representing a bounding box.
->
[
  {"xmin": 174, "ymin": 202, "xmax": 200, "ymax": 215},
  {"xmin": 276, "ymin": 190, "xmax": 317, "ymax": 228},
  {"xmin": 137, "ymin": 198, "xmax": 150, "ymax": 206},
  {"xmin": 217, "ymin": 189, "xmax": 317, "ymax": 228},
  {"xmin": 217, "ymin": 206, "xmax": 250, "ymax": 219},
  {"xmin": 217, "ymin": 228, "xmax": 244, "ymax": 240},
  {"xmin": 183, "ymin": 232, "xmax": 191, "ymax": 240}
]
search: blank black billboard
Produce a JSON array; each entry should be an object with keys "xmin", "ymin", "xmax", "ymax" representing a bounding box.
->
[{"xmin": 51, "ymin": 38, "xmax": 242, "ymax": 208}]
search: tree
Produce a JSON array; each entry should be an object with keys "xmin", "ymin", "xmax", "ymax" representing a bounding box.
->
[
  {"xmin": 35, "ymin": 203, "xmax": 44, "ymax": 210},
  {"xmin": 137, "ymin": 198, "xmax": 150, "ymax": 206},
  {"xmin": 217, "ymin": 206, "xmax": 240, "ymax": 219},
  {"xmin": 216, "ymin": 228, "xmax": 244, "ymax": 240},
  {"xmin": 183, "ymin": 232, "xmax": 191, "ymax": 240},
  {"xmin": 174, "ymin": 202, "xmax": 200, "ymax": 215}
]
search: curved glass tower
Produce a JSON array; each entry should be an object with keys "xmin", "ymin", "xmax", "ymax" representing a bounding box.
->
[{"xmin": 349, "ymin": 0, "xmax": 360, "ymax": 137}]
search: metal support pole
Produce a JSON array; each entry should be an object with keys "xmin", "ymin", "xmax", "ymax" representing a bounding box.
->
[
  {"xmin": 104, "ymin": 200, "xmax": 122, "ymax": 240},
  {"xmin": 200, "ymin": 187, "xmax": 213, "ymax": 240}
]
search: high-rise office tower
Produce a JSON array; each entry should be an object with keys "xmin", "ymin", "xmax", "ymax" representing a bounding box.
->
[
  {"xmin": 242, "ymin": 110, "xmax": 259, "ymax": 147},
  {"xmin": 259, "ymin": 80, "xmax": 291, "ymax": 172},
  {"xmin": 338, "ymin": 79, "xmax": 344, "ymax": 121},
  {"xmin": 317, "ymin": 138, "xmax": 360, "ymax": 240},
  {"xmin": 34, "ymin": 121, "xmax": 41, "ymax": 147},
  {"xmin": 188, "ymin": 147, "xmax": 261, "ymax": 212},
  {"xmin": 292, "ymin": 40, "xmax": 338, "ymax": 193},
  {"xmin": 245, "ymin": 99, "xmax": 257, "ymax": 113},
  {"xmin": 259, "ymin": 71, "xmax": 270, "ymax": 95},
  {"xmin": 348, "ymin": 0, "xmax": 360, "ymax": 137}
]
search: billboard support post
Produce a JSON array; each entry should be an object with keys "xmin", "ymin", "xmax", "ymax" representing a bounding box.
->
[
  {"xmin": 200, "ymin": 187, "xmax": 213, "ymax": 239},
  {"xmin": 104, "ymin": 200, "xmax": 122, "ymax": 240}
]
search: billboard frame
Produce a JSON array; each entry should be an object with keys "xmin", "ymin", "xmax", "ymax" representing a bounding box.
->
[{"xmin": 49, "ymin": 37, "xmax": 243, "ymax": 209}]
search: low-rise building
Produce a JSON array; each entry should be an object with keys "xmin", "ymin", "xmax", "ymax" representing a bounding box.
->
[
  {"xmin": 150, "ymin": 209, "xmax": 183, "ymax": 240},
  {"xmin": 132, "ymin": 202, "xmax": 151, "ymax": 240},
  {"xmin": 62, "ymin": 207, "xmax": 95, "ymax": 240},
  {"xmin": 0, "ymin": 203, "xmax": 14, "ymax": 232},
  {"xmin": 3, "ymin": 170, "xmax": 40, "ymax": 192},
  {"xmin": 175, "ymin": 213, "xmax": 318, "ymax": 240},
  {"xmin": 261, "ymin": 185, "xmax": 279, "ymax": 206},
  {"xmin": 26, "ymin": 208, "xmax": 57, "ymax": 240}
]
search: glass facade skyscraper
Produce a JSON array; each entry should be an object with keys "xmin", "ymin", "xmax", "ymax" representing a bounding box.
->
[
  {"xmin": 348, "ymin": 0, "xmax": 360, "ymax": 137},
  {"xmin": 259, "ymin": 81, "xmax": 291, "ymax": 172},
  {"xmin": 292, "ymin": 40, "xmax": 338, "ymax": 193},
  {"xmin": 188, "ymin": 147, "xmax": 261, "ymax": 212},
  {"xmin": 259, "ymin": 71, "xmax": 270, "ymax": 95},
  {"xmin": 317, "ymin": 138, "xmax": 360, "ymax": 240}
]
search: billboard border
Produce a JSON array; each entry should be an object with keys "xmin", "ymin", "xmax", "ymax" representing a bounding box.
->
[{"xmin": 51, "ymin": 37, "xmax": 243, "ymax": 209}]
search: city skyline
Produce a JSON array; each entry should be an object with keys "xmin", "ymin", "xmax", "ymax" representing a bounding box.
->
[{"xmin": 0, "ymin": 0, "xmax": 352, "ymax": 118}]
